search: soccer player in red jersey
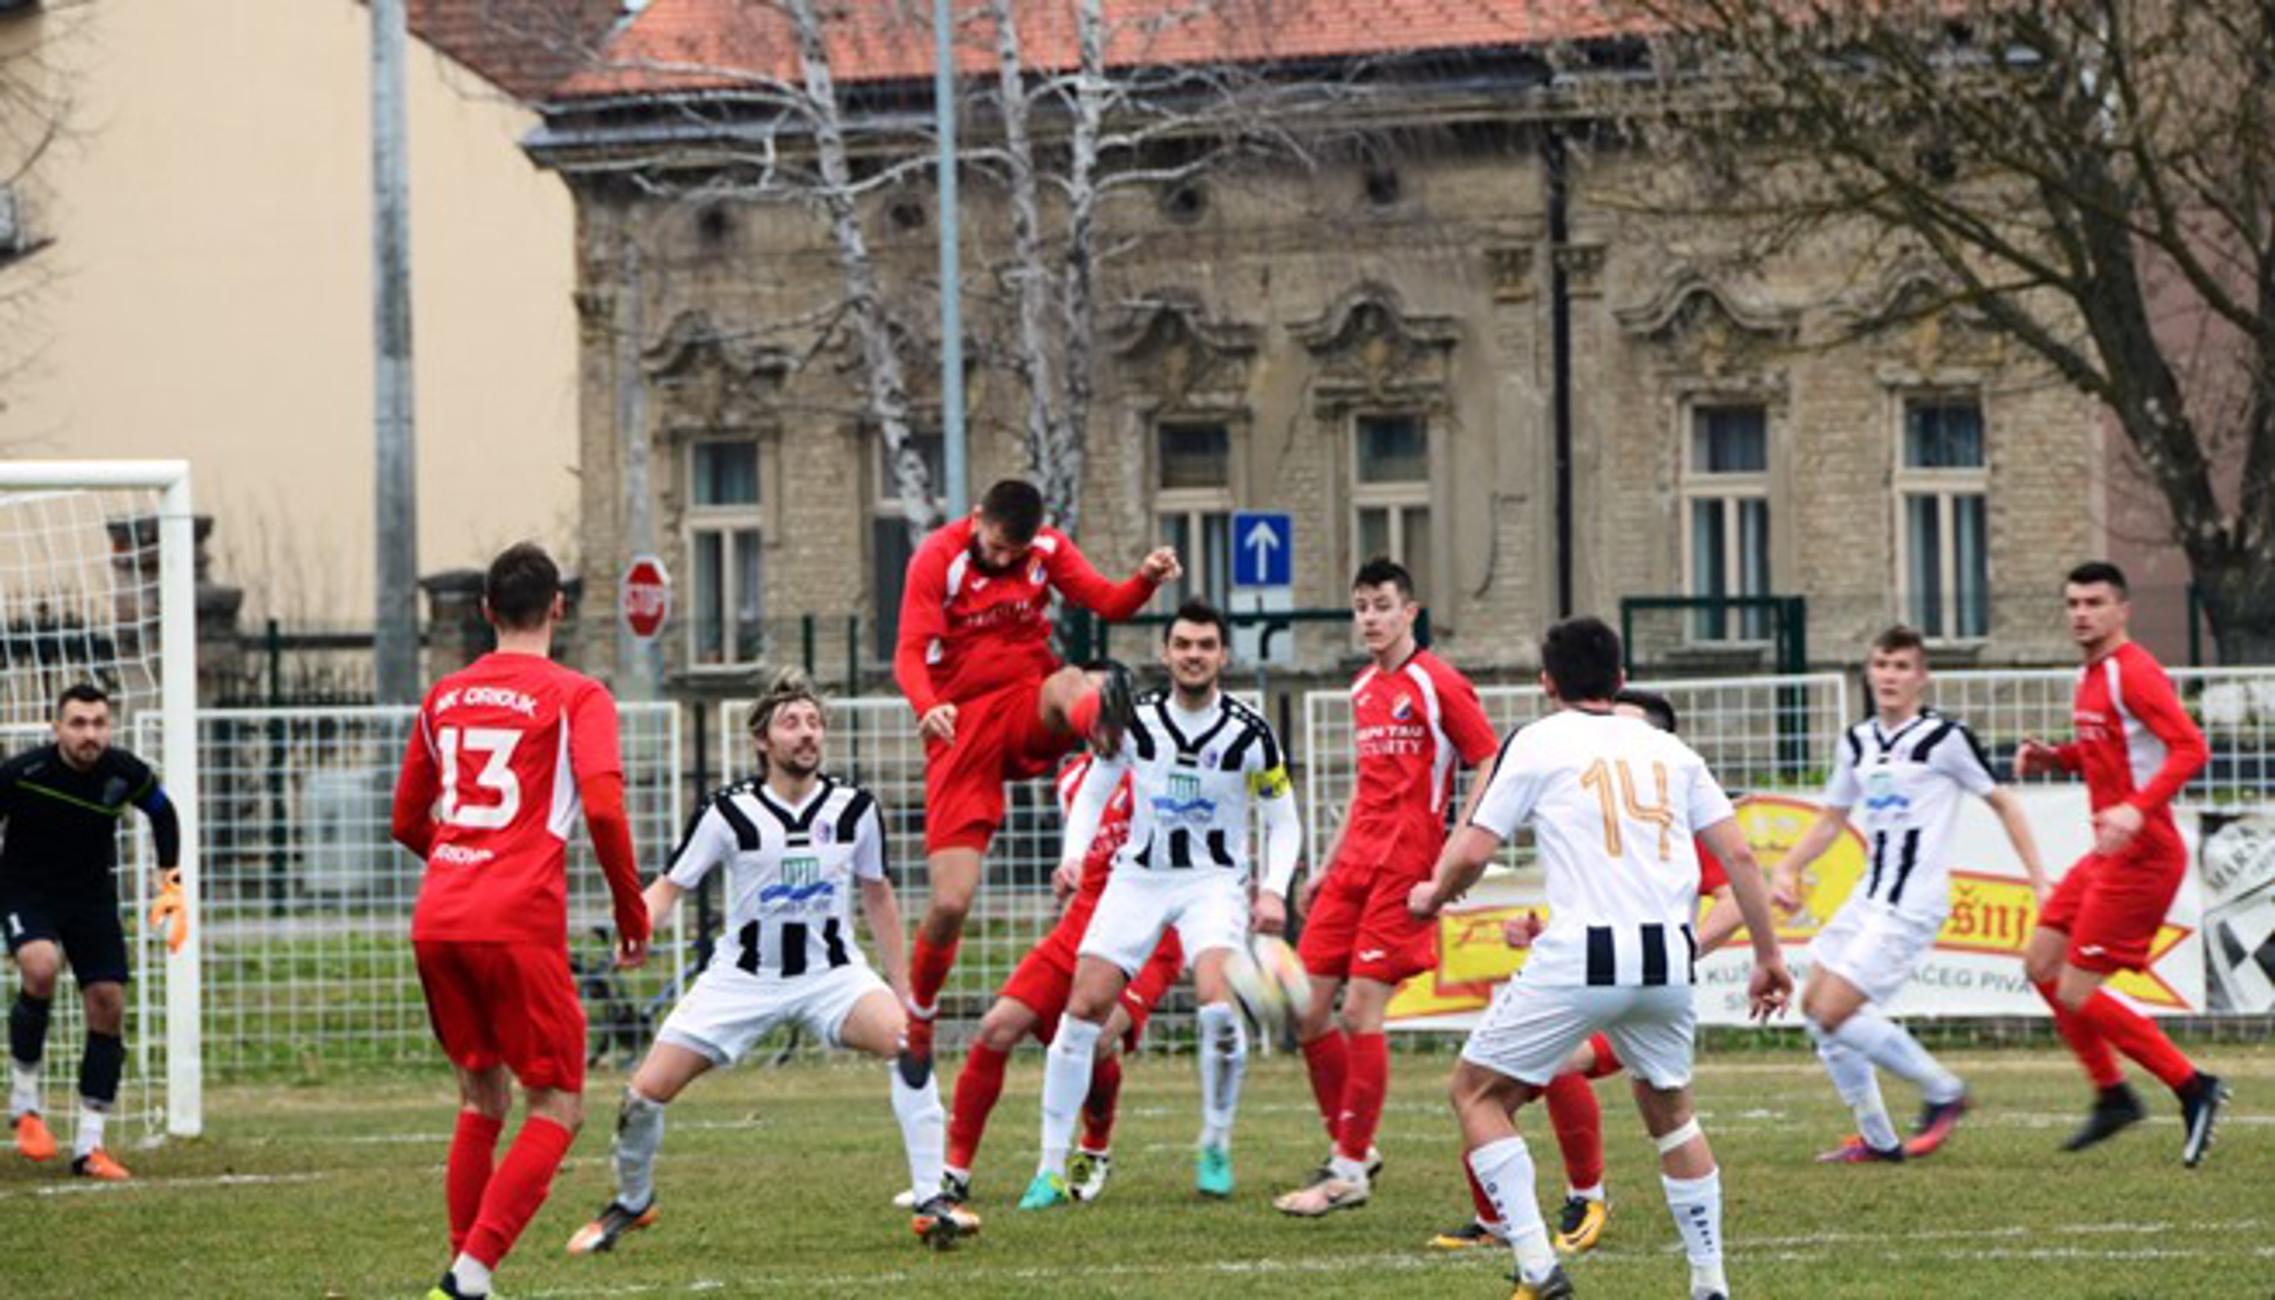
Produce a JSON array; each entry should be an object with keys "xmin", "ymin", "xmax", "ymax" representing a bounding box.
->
[
  {"xmin": 938, "ymin": 755, "xmax": 1183, "ymax": 1205},
  {"xmin": 391, "ymin": 544, "xmax": 651, "ymax": 1300},
  {"xmin": 1432, "ymin": 689, "xmax": 1745, "ymax": 1255},
  {"xmin": 1273, "ymin": 557, "xmax": 1499, "ymax": 1217},
  {"xmin": 2014, "ymin": 561, "xmax": 2227, "ymax": 1164},
  {"xmin": 895, "ymin": 479, "xmax": 1179, "ymax": 1072}
]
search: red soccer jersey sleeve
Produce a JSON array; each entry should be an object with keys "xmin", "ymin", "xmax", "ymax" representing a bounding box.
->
[
  {"xmin": 1695, "ymin": 835, "xmax": 1730, "ymax": 895},
  {"xmin": 1338, "ymin": 650, "xmax": 1496, "ymax": 877},
  {"xmin": 1425, "ymin": 654, "xmax": 1501, "ymax": 767},
  {"xmin": 1041, "ymin": 530, "xmax": 1154, "ymax": 622},
  {"xmin": 1053, "ymin": 758, "xmax": 1134, "ymax": 940},
  {"xmin": 2071, "ymin": 642, "xmax": 2208, "ymax": 834},
  {"xmin": 407, "ymin": 654, "xmax": 624, "ymax": 946}
]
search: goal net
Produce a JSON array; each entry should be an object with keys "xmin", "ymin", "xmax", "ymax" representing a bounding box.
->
[{"xmin": 0, "ymin": 462, "xmax": 201, "ymax": 1140}]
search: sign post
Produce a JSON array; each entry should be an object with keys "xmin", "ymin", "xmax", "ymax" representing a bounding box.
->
[{"xmin": 1229, "ymin": 510, "xmax": 1294, "ymax": 668}]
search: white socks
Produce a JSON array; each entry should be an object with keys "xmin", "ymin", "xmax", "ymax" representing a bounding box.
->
[
  {"xmin": 1195, "ymin": 1001, "xmax": 1247, "ymax": 1150},
  {"xmin": 1038, "ymin": 1015, "xmax": 1103, "ymax": 1179},
  {"xmin": 1809, "ymin": 1021, "xmax": 1899, "ymax": 1150},
  {"xmin": 73, "ymin": 1097, "xmax": 106, "ymax": 1160},
  {"xmin": 448, "ymin": 1254, "xmax": 493, "ymax": 1296},
  {"xmin": 1662, "ymin": 1169, "xmax": 1727, "ymax": 1298},
  {"xmin": 8, "ymin": 1057, "xmax": 36, "ymax": 1119},
  {"xmin": 1468, "ymin": 1136, "xmax": 1558, "ymax": 1285},
  {"xmin": 1832, "ymin": 1007, "xmax": 1966, "ymax": 1105},
  {"xmin": 612, "ymin": 1087, "xmax": 666, "ymax": 1212},
  {"xmin": 890, "ymin": 1052, "xmax": 947, "ymax": 1204}
]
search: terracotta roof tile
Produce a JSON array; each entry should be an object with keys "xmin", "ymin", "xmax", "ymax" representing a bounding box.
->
[
  {"xmin": 409, "ymin": 0, "xmax": 625, "ymax": 102},
  {"xmin": 557, "ymin": 0, "xmax": 1636, "ymax": 100}
]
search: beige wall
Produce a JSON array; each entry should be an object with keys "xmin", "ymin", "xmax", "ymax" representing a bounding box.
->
[{"xmin": 0, "ymin": 0, "xmax": 578, "ymax": 623}]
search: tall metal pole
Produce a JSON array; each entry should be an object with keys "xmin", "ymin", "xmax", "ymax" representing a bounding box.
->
[
  {"xmin": 616, "ymin": 229, "xmax": 658, "ymax": 699},
  {"xmin": 933, "ymin": 0, "xmax": 968, "ymax": 515},
  {"xmin": 372, "ymin": 0, "xmax": 420, "ymax": 701}
]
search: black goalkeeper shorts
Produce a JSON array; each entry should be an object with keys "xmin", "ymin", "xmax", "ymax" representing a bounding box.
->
[{"xmin": 1, "ymin": 893, "xmax": 131, "ymax": 987}]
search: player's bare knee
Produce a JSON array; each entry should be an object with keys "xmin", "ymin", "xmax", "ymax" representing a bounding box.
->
[
  {"xmin": 80, "ymin": 981, "xmax": 124, "ymax": 1034},
  {"xmin": 975, "ymin": 1003, "xmax": 1030, "ymax": 1052},
  {"xmin": 528, "ymin": 1087, "xmax": 585, "ymax": 1132},
  {"xmin": 459, "ymin": 1068, "xmax": 513, "ymax": 1120},
  {"xmin": 14, "ymin": 948, "xmax": 59, "ymax": 998}
]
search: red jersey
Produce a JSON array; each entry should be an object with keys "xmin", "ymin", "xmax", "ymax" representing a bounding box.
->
[
  {"xmin": 400, "ymin": 653, "xmax": 624, "ymax": 946},
  {"xmin": 1696, "ymin": 836, "xmax": 1730, "ymax": 894},
  {"xmin": 1052, "ymin": 755, "xmax": 1135, "ymax": 941},
  {"xmin": 893, "ymin": 517, "xmax": 1156, "ymax": 716},
  {"xmin": 2055, "ymin": 641, "xmax": 2207, "ymax": 854},
  {"xmin": 1335, "ymin": 649, "xmax": 1500, "ymax": 876}
]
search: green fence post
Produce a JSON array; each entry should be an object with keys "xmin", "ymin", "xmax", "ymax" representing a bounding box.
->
[
  {"xmin": 847, "ymin": 614, "xmax": 861, "ymax": 690},
  {"xmin": 801, "ymin": 613, "xmax": 816, "ymax": 676}
]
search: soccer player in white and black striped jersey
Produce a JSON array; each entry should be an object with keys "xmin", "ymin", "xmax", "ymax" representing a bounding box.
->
[
  {"xmin": 1412, "ymin": 617, "xmax": 1791, "ymax": 1300},
  {"xmin": 1771, "ymin": 625, "xmax": 2048, "ymax": 1163},
  {"xmin": 1019, "ymin": 599, "xmax": 1303, "ymax": 1210},
  {"xmin": 566, "ymin": 673, "xmax": 977, "ymax": 1255}
]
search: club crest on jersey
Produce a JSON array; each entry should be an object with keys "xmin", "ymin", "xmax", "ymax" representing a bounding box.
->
[
  {"xmin": 1390, "ymin": 694, "xmax": 1415, "ymax": 722},
  {"xmin": 1029, "ymin": 559, "xmax": 1047, "ymax": 585},
  {"xmin": 815, "ymin": 821, "xmax": 835, "ymax": 845}
]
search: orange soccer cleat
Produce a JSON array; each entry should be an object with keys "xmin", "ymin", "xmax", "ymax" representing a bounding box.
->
[
  {"xmin": 72, "ymin": 1148, "xmax": 131, "ymax": 1181},
  {"xmin": 11, "ymin": 1112, "xmax": 57, "ymax": 1162}
]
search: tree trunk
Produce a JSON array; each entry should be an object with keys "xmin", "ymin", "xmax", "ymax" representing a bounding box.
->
[{"xmin": 985, "ymin": 0, "xmax": 1064, "ymax": 523}]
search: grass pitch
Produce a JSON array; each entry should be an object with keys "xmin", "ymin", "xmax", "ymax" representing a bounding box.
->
[{"xmin": 7, "ymin": 1044, "xmax": 2273, "ymax": 1298}]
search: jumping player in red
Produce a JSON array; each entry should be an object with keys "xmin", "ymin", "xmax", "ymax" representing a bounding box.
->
[
  {"xmin": 937, "ymin": 755, "xmax": 1183, "ymax": 1205},
  {"xmin": 1433, "ymin": 689, "xmax": 1745, "ymax": 1255},
  {"xmin": 896, "ymin": 478, "xmax": 1179, "ymax": 1074},
  {"xmin": 392, "ymin": 543, "xmax": 651, "ymax": 1300},
  {"xmin": 1273, "ymin": 557, "xmax": 1499, "ymax": 1217},
  {"xmin": 2014, "ymin": 561, "xmax": 2227, "ymax": 1164}
]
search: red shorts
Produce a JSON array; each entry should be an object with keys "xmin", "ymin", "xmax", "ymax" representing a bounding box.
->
[
  {"xmin": 2038, "ymin": 847, "xmax": 2187, "ymax": 974},
  {"xmin": 1298, "ymin": 864, "xmax": 1436, "ymax": 985},
  {"xmin": 924, "ymin": 678, "xmax": 1079, "ymax": 854},
  {"xmin": 1000, "ymin": 929, "xmax": 1183, "ymax": 1053},
  {"xmin": 415, "ymin": 939, "xmax": 586, "ymax": 1092}
]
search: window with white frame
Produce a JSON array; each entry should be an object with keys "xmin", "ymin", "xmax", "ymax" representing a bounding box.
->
[
  {"xmin": 1351, "ymin": 413, "xmax": 1432, "ymax": 600},
  {"xmin": 686, "ymin": 438, "xmax": 764, "ymax": 667},
  {"xmin": 1154, "ymin": 420, "xmax": 1234, "ymax": 611},
  {"xmin": 871, "ymin": 429, "xmax": 948, "ymax": 660},
  {"xmin": 1683, "ymin": 404, "xmax": 1771, "ymax": 641},
  {"xmin": 1898, "ymin": 397, "xmax": 1989, "ymax": 640}
]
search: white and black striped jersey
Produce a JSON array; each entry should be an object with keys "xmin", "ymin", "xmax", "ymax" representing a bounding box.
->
[
  {"xmin": 1077, "ymin": 689, "xmax": 1296, "ymax": 880},
  {"xmin": 1471, "ymin": 709, "xmax": 1737, "ymax": 988},
  {"xmin": 667, "ymin": 775, "xmax": 886, "ymax": 979},
  {"xmin": 1823, "ymin": 709, "xmax": 1998, "ymax": 919}
]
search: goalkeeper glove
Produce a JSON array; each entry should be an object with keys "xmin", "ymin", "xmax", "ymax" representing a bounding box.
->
[{"xmin": 148, "ymin": 869, "xmax": 190, "ymax": 954}]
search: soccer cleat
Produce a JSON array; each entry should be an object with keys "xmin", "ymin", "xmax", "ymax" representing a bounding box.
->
[
  {"xmin": 1068, "ymin": 1150, "xmax": 1114, "ymax": 1203},
  {"xmin": 1814, "ymin": 1134, "xmax": 1904, "ymax": 1164},
  {"xmin": 894, "ymin": 1168, "xmax": 970, "ymax": 1210},
  {"xmin": 2060, "ymin": 1083, "xmax": 2146, "ymax": 1153},
  {"xmin": 425, "ymin": 1273, "xmax": 487, "ymax": 1300},
  {"xmin": 11, "ymin": 1112, "xmax": 56, "ymax": 1162},
  {"xmin": 912, "ymin": 1193, "xmax": 980, "ymax": 1249},
  {"xmin": 1018, "ymin": 1170, "xmax": 1073, "ymax": 1211},
  {"xmin": 1510, "ymin": 1264, "xmax": 1577, "ymax": 1300},
  {"xmin": 1297, "ymin": 1144, "xmax": 1384, "ymax": 1189},
  {"xmin": 1428, "ymin": 1218, "xmax": 1505, "ymax": 1250},
  {"xmin": 1090, "ymin": 660, "xmax": 1139, "ymax": 754},
  {"xmin": 1553, "ymin": 1195, "xmax": 1607, "ymax": 1253},
  {"xmin": 2179, "ymin": 1073, "xmax": 2230, "ymax": 1168},
  {"xmin": 1907, "ymin": 1092, "xmax": 1971, "ymax": 1158},
  {"xmin": 1195, "ymin": 1144, "xmax": 1233, "ymax": 1199},
  {"xmin": 566, "ymin": 1198, "xmax": 658, "ymax": 1255},
  {"xmin": 1272, "ymin": 1175, "xmax": 1369, "ymax": 1217},
  {"xmin": 71, "ymin": 1148, "xmax": 130, "ymax": 1181}
]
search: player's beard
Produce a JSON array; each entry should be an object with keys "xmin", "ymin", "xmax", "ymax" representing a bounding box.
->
[{"xmin": 773, "ymin": 748, "xmax": 822, "ymax": 779}]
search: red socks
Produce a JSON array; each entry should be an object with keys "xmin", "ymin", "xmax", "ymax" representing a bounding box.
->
[
  {"xmin": 1336, "ymin": 1032, "xmax": 1390, "ymax": 1163},
  {"xmin": 1544, "ymin": 1072, "xmax": 1605, "ymax": 1191},
  {"xmin": 946, "ymin": 1042, "xmax": 1008, "ymax": 1172},
  {"xmin": 446, "ymin": 1110, "xmax": 504, "ymax": 1254},
  {"xmin": 1301, "ymin": 1030, "xmax": 1350, "ymax": 1143},
  {"xmin": 463, "ymin": 1114, "xmax": 575, "ymax": 1270},
  {"xmin": 910, "ymin": 936, "xmax": 960, "ymax": 1016},
  {"xmin": 1582, "ymin": 1033, "xmax": 1623, "ymax": 1080},
  {"xmin": 2035, "ymin": 981, "xmax": 2123, "ymax": 1087},
  {"xmin": 1082, "ymin": 1052, "xmax": 1123, "ymax": 1151},
  {"xmin": 1067, "ymin": 687, "xmax": 1104, "ymax": 739},
  {"xmin": 2077, "ymin": 988, "xmax": 2197, "ymax": 1090}
]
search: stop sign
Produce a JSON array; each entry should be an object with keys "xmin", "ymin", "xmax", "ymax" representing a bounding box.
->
[{"xmin": 621, "ymin": 555, "xmax": 671, "ymax": 640}]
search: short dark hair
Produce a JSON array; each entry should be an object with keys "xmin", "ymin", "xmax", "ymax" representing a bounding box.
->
[
  {"xmin": 1351, "ymin": 555, "xmax": 1415, "ymax": 601},
  {"xmin": 2066, "ymin": 560, "xmax": 2129, "ymax": 596},
  {"xmin": 484, "ymin": 542, "xmax": 561, "ymax": 630},
  {"xmin": 1612, "ymin": 687, "xmax": 1678, "ymax": 734},
  {"xmin": 1871, "ymin": 624, "xmax": 1928, "ymax": 658},
  {"xmin": 978, "ymin": 478, "xmax": 1046, "ymax": 544},
  {"xmin": 747, "ymin": 668, "xmax": 826, "ymax": 775},
  {"xmin": 56, "ymin": 683, "xmax": 110, "ymax": 717},
  {"xmin": 1165, "ymin": 597, "xmax": 1230, "ymax": 646},
  {"xmin": 1542, "ymin": 616, "xmax": 1622, "ymax": 703}
]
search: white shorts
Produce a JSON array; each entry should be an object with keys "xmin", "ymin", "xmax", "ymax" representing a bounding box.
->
[
  {"xmin": 1078, "ymin": 868, "xmax": 1247, "ymax": 976},
  {"xmin": 1461, "ymin": 976, "xmax": 1697, "ymax": 1090},
  {"xmin": 655, "ymin": 961, "xmax": 889, "ymax": 1065},
  {"xmin": 1811, "ymin": 901, "xmax": 1943, "ymax": 1007}
]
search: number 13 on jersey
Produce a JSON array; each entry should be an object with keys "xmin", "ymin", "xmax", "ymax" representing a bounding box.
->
[
  {"xmin": 1579, "ymin": 757, "xmax": 1673, "ymax": 860},
  {"xmin": 438, "ymin": 726, "xmax": 524, "ymax": 829}
]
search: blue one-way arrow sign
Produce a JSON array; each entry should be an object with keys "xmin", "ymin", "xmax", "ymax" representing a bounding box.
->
[{"xmin": 1231, "ymin": 511, "xmax": 1291, "ymax": 588}]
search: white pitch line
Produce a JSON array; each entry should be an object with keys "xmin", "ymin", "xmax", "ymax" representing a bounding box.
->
[{"xmin": 0, "ymin": 1171, "xmax": 325, "ymax": 1201}]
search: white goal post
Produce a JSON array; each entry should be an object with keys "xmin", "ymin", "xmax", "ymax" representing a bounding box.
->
[{"xmin": 0, "ymin": 460, "xmax": 200, "ymax": 1137}]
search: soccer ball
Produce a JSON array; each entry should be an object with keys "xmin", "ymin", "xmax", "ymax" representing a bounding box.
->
[{"xmin": 1226, "ymin": 934, "xmax": 1312, "ymax": 1034}]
